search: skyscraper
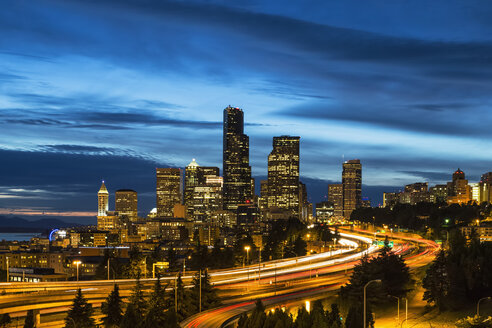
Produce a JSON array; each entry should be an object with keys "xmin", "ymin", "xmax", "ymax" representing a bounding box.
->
[
  {"xmin": 98, "ymin": 181, "xmax": 109, "ymax": 217},
  {"xmin": 156, "ymin": 168, "xmax": 182, "ymax": 217},
  {"xmin": 184, "ymin": 159, "xmax": 200, "ymax": 212},
  {"xmin": 223, "ymin": 106, "xmax": 252, "ymax": 211},
  {"xmin": 480, "ymin": 172, "xmax": 492, "ymax": 203},
  {"xmin": 267, "ymin": 136, "xmax": 300, "ymax": 218},
  {"xmin": 328, "ymin": 184, "xmax": 343, "ymax": 217},
  {"xmin": 115, "ymin": 189, "xmax": 138, "ymax": 219},
  {"xmin": 342, "ymin": 159, "xmax": 362, "ymax": 218}
]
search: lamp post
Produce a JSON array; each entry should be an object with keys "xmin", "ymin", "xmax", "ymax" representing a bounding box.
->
[
  {"xmin": 477, "ymin": 297, "xmax": 491, "ymax": 317},
  {"xmin": 6, "ymin": 257, "xmax": 9, "ymax": 282},
  {"xmin": 73, "ymin": 261, "xmax": 82, "ymax": 282},
  {"xmin": 402, "ymin": 297, "xmax": 408, "ymax": 327},
  {"xmin": 388, "ymin": 295, "xmax": 400, "ymax": 324},
  {"xmin": 363, "ymin": 279, "xmax": 381, "ymax": 328},
  {"xmin": 244, "ymin": 246, "xmax": 250, "ymax": 266}
]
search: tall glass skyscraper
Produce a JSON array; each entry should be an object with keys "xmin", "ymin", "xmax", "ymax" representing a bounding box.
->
[
  {"xmin": 156, "ymin": 168, "xmax": 182, "ymax": 217},
  {"xmin": 267, "ymin": 136, "xmax": 300, "ymax": 218},
  {"xmin": 342, "ymin": 159, "xmax": 362, "ymax": 218},
  {"xmin": 223, "ymin": 106, "xmax": 252, "ymax": 211}
]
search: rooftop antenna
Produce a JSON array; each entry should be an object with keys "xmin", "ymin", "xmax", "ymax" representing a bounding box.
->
[{"xmin": 342, "ymin": 154, "xmax": 345, "ymax": 163}]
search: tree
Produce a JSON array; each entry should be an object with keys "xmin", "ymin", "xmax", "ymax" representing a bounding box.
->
[
  {"xmin": 422, "ymin": 249, "xmax": 450, "ymax": 311},
  {"xmin": 345, "ymin": 304, "xmax": 374, "ymax": 328},
  {"xmin": 124, "ymin": 247, "xmax": 144, "ymax": 278},
  {"xmin": 169, "ymin": 272, "xmax": 191, "ymax": 321},
  {"xmin": 188, "ymin": 270, "xmax": 221, "ymax": 314},
  {"xmin": 64, "ymin": 289, "xmax": 95, "ymax": 328},
  {"xmin": 122, "ymin": 277, "xmax": 147, "ymax": 328},
  {"xmin": 24, "ymin": 310, "xmax": 35, "ymax": 328},
  {"xmin": 0, "ymin": 314, "xmax": 11, "ymax": 328},
  {"xmin": 144, "ymin": 276, "xmax": 167, "ymax": 328},
  {"xmin": 339, "ymin": 249, "xmax": 411, "ymax": 306},
  {"xmin": 101, "ymin": 284, "xmax": 123, "ymax": 328},
  {"xmin": 327, "ymin": 303, "xmax": 342, "ymax": 328}
]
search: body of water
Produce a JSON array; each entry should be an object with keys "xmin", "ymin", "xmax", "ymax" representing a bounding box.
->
[{"xmin": 0, "ymin": 232, "xmax": 43, "ymax": 242}]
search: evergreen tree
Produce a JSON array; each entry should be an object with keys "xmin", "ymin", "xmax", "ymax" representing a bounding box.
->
[
  {"xmin": 101, "ymin": 284, "xmax": 123, "ymax": 328},
  {"xmin": 64, "ymin": 289, "xmax": 96, "ymax": 328},
  {"xmin": 422, "ymin": 249, "xmax": 450, "ymax": 311},
  {"xmin": 310, "ymin": 300, "xmax": 329, "ymax": 328},
  {"xmin": 144, "ymin": 276, "xmax": 167, "ymax": 328},
  {"xmin": 169, "ymin": 272, "xmax": 191, "ymax": 321},
  {"xmin": 345, "ymin": 304, "xmax": 374, "ymax": 328},
  {"xmin": 23, "ymin": 310, "xmax": 35, "ymax": 328},
  {"xmin": 0, "ymin": 314, "xmax": 11, "ymax": 328},
  {"xmin": 122, "ymin": 277, "xmax": 147, "ymax": 328},
  {"xmin": 188, "ymin": 270, "xmax": 221, "ymax": 314},
  {"xmin": 327, "ymin": 304, "xmax": 342, "ymax": 328}
]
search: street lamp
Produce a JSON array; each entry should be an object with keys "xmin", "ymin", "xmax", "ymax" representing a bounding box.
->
[
  {"xmin": 244, "ymin": 246, "xmax": 250, "ymax": 267},
  {"xmin": 477, "ymin": 297, "xmax": 491, "ymax": 317},
  {"xmin": 73, "ymin": 261, "xmax": 82, "ymax": 282},
  {"xmin": 363, "ymin": 279, "xmax": 381, "ymax": 328},
  {"xmin": 388, "ymin": 295, "xmax": 400, "ymax": 324}
]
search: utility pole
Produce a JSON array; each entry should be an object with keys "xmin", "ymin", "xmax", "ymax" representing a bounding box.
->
[
  {"xmin": 175, "ymin": 274, "xmax": 178, "ymax": 313},
  {"xmin": 258, "ymin": 246, "xmax": 261, "ymax": 284},
  {"xmin": 107, "ymin": 258, "xmax": 110, "ymax": 280},
  {"xmin": 274, "ymin": 263, "xmax": 277, "ymax": 296},
  {"xmin": 6, "ymin": 257, "xmax": 9, "ymax": 282},
  {"xmin": 199, "ymin": 269, "xmax": 202, "ymax": 313}
]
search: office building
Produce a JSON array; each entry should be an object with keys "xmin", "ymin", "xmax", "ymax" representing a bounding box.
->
[
  {"xmin": 480, "ymin": 172, "xmax": 492, "ymax": 204},
  {"xmin": 342, "ymin": 160, "xmax": 362, "ymax": 218},
  {"xmin": 223, "ymin": 106, "xmax": 252, "ymax": 211},
  {"xmin": 266, "ymin": 136, "xmax": 300, "ymax": 219},
  {"xmin": 98, "ymin": 181, "xmax": 109, "ymax": 217},
  {"xmin": 156, "ymin": 168, "xmax": 182, "ymax": 217},
  {"xmin": 328, "ymin": 184, "xmax": 343, "ymax": 217},
  {"xmin": 115, "ymin": 189, "xmax": 138, "ymax": 219},
  {"xmin": 447, "ymin": 168, "xmax": 471, "ymax": 204},
  {"xmin": 184, "ymin": 158, "xmax": 221, "ymax": 219},
  {"xmin": 315, "ymin": 201, "xmax": 334, "ymax": 223}
]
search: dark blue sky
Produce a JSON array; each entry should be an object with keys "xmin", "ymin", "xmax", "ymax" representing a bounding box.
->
[{"xmin": 1, "ymin": 0, "xmax": 492, "ymax": 222}]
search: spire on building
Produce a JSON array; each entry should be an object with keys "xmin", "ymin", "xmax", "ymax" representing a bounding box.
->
[
  {"xmin": 98, "ymin": 180, "xmax": 109, "ymax": 194},
  {"xmin": 187, "ymin": 158, "xmax": 199, "ymax": 168}
]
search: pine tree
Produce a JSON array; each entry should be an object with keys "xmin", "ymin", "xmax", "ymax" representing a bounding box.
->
[
  {"xmin": 327, "ymin": 303, "xmax": 342, "ymax": 328},
  {"xmin": 101, "ymin": 284, "xmax": 123, "ymax": 328},
  {"xmin": 169, "ymin": 272, "xmax": 190, "ymax": 321},
  {"xmin": 144, "ymin": 276, "xmax": 167, "ymax": 328},
  {"xmin": 64, "ymin": 289, "xmax": 96, "ymax": 328},
  {"xmin": 422, "ymin": 249, "xmax": 450, "ymax": 311},
  {"xmin": 0, "ymin": 314, "xmax": 11, "ymax": 328},
  {"xmin": 23, "ymin": 310, "xmax": 35, "ymax": 328},
  {"xmin": 122, "ymin": 276, "xmax": 147, "ymax": 328},
  {"xmin": 188, "ymin": 270, "xmax": 221, "ymax": 314}
]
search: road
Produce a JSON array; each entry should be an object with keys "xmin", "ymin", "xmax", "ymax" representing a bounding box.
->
[
  {"xmin": 180, "ymin": 229, "xmax": 439, "ymax": 328},
  {"xmin": 0, "ymin": 229, "xmax": 438, "ymax": 327}
]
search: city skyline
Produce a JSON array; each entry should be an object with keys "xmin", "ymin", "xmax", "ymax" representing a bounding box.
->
[{"xmin": 2, "ymin": 0, "xmax": 492, "ymax": 222}]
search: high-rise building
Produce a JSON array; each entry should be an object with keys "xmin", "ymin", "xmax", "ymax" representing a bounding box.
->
[
  {"xmin": 156, "ymin": 168, "xmax": 182, "ymax": 217},
  {"xmin": 316, "ymin": 201, "xmax": 334, "ymax": 223},
  {"xmin": 191, "ymin": 176, "xmax": 223, "ymax": 222},
  {"xmin": 223, "ymin": 106, "xmax": 252, "ymax": 211},
  {"xmin": 115, "ymin": 189, "xmax": 138, "ymax": 219},
  {"xmin": 98, "ymin": 181, "xmax": 109, "ymax": 217},
  {"xmin": 447, "ymin": 168, "xmax": 471, "ymax": 204},
  {"xmin": 342, "ymin": 159, "xmax": 362, "ymax": 218},
  {"xmin": 266, "ymin": 136, "xmax": 300, "ymax": 219},
  {"xmin": 469, "ymin": 183, "xmax": 480, "ymax": 204},
  {"xmin": 328, "ymin": 184, "xmax": 343, "ymax": 217},
  {"xmin": 184, "ymin": 159, "xmax": 200, "ymax": 215},
  {"xmin": 480, "ymin": 172, "xmax": 492, "ymax": 204}
]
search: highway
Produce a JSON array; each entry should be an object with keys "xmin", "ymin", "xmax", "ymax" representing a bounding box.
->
[
  {"xmin": 180, "ymin": 228, "xmax": 439, "ymax": 328},
  {"xmin": 0, "ymin": 229, "xmax": 438, "ymax": 327}
]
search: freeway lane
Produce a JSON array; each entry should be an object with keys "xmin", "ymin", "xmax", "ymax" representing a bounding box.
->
[{"xmin": 180, "ymin": 229, "xmax": 439, "ymax": 328}]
